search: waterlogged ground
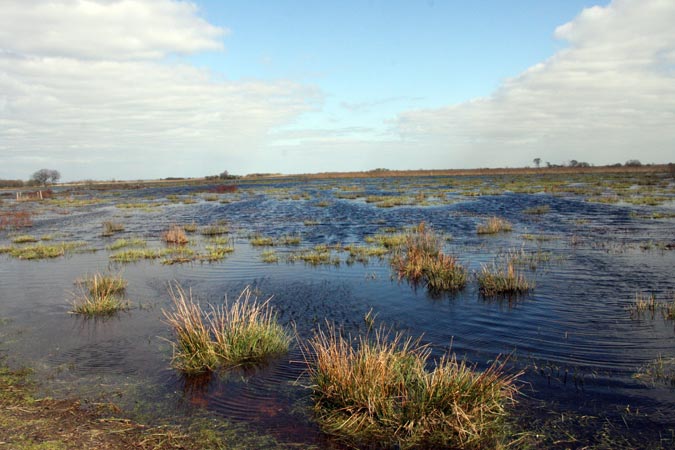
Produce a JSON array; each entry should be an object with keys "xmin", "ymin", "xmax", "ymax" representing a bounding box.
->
[{"xmin": 1, "ymin": 172, "xmax": 675, "ymax": 448}]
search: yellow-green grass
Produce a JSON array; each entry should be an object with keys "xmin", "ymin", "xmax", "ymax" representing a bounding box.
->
[
  {"xmin": 109, "ymin": 248, "xmax": 170, "ymax": 262},
  {"xmin": 70, "ymin": 273, "xmax": 130, "ymax": 316},
  {"xmin": 365, "ymin": 232, "xmax": 407, "ymax": 248},
  {"xmin": 277, "ymin": 234, "xmax": 301, "ymax": 245},
  {"xmin": 249, "ymin": 234, "xmax": 274, "ymax": 246},
  {"xmin": 477, "ymin": 261, "xmax": 533, "ymax": 296},
  {"xmin": 106, "ymin": 237, "xmax": 147, "ymax": 250},
  {"xmin": 11, "ymin": 234, "xmax": 38, "ymax": 244},
  {"xmin": 162, "ymin": 285, "xmax": 290, "ymax": 374},
  {"xmin": 261, "ymin": 250, "xmax": 279, "ymax": 263},
  {"xmin": 391, "ymin": 223, "xmax": 467, "ymax": 292},
  {"xmin": 201, "ymin": 245, "xmax": 235, "ymax": 262},
  {"xmin": 200, "ymin": 225, "xmax": 229, "ymax": 236},
  {"xmin": 303, "ymin": 325, "xmax": 519, "ymax": 449},
  {"xmin": 477, "ymin": 217, "xmax": 513, "ymax": 235},
  {"xmin": 344, "ymin": 245, "xmax": 389, "ymax": 264},
  {"xmin": 8, "ymin": 242, "xmax": 88, "ymax": 260},
  {"xmin": 287, "ymin": 246, "xmax": 340, "ymax": 266}
]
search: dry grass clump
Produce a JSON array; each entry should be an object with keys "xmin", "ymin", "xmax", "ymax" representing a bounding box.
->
[
  {"xmin": 70, "ymin": 273, "xmax": 130, "ymax": 316},
  {"xmin": 162, "ymin": 284, "xmax": 290, "ymax": 374},
  {"xmin": 477, "ymin": 217, "xmax": 513, "ymax": 234},
  {"xmin": 162, "ymin": 225, "xmax": 189, "ymax": 245},
  {"xmin": 391, "ymin": 222, "xmax": 467, "ymax": 292},
  {"xmin": 477, "ymin": 260, "xmax": 533, "ymax": 296},
  {"xmin": 102, "ymin": 221, "xmax": 124, "ymax": 236},
  {"xmin": 303, "ymin": 324, "xmax": 519, "ymax": 449}
]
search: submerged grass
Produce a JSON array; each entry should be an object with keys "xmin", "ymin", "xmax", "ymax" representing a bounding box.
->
[
  {"xmin": 70, "ymin": 272, "xmax": 130, "ymax": 316},
  {"xmin": 162, "ymin": 285, "xmax": 290, "ymax": 374},
  {"xmin": 391, "ymin": 222, "xmax": 467, "ymax": 292},
  {"xmin": 477, "ymin": 217, "xmax": 513, "ymax": 235},
  {"xmin": 303, "ymin": 324, "xmax": 519, "ymax": 449}
]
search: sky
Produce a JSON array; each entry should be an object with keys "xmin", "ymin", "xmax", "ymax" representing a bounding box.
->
[{"xmin": 1, "ymin": 0, "xmax": 674, "ymax": 181}]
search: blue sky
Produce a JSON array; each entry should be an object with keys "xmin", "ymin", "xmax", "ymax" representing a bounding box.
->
[{"xmin": 1, "ymin": 0, "xmax": 673, "ymax": 180}]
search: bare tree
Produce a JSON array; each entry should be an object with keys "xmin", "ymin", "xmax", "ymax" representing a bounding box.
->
[
  {"xmin": 533, "ymin": 158, "xmax": 541, "ymax": 168},
  {"xmin": 30, "ymin": 169, "xmax": 60, "ymax": 186}
]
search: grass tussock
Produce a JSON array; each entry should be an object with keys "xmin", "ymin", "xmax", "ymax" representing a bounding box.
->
[
  {"xmin": 477, "ymin": 260, "xmax": 533, "ymax": 296},
  {"xmin": 477, "ymin": 217, "xmax": 513, "ymax": 235},
  {"xmin": 391, "ymin": 222, "xmax": 467, "ymax": 292},
  {"xmin": 70, "ymin": 273, "xmax": 130, "ymax": 316},
  {"xmin": 162, "ymin": 225, "xmax": 189, "ymax": 245},
  {"xmin": 11, "ymin": 234, "xmax": 38, "ymax": 244},
  {"xmin": 303, "ymin": 324, "xmax": 519, "ymax": 449},
  {"xmin": 162, "ymin": 284, "xmax": 290, "ymax": 374},
  {"xmin": 102, "ymin": 221, "xmax": 124, "ymax": 236}
]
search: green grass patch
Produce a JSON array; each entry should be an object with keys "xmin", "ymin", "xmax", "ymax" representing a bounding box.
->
[
  {"xmin": 106, "ymin": 237, "xmax": 147, "ymax": 251},
  {"xmin": 8, "ymin": 242, "xmax": 88, "ymax": 260},
  {"xmin": 162, "ymin": 285, "xmax": 290, "ymax": 374},
  {"xmin": 70, "ymin": 273, "xmax": 130, "ymax": 316}
]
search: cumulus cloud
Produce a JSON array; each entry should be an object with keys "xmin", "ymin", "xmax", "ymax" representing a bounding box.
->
[
  {"xmin": 0, "ymin": 0, "xmax": 319, "ymax": 180},
  {"xmin": 0, "ymin": 0, "xmax": 226, "ymax": 60},
  {"xmin": 394, "ymin": 0, "xmax": 675, "ymax": 168}
]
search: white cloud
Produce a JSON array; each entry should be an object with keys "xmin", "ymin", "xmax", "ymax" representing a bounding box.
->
[
  {"xmin": 393, "ymin": 0, "xmax": 675, "ymax": 167},
  {"xmin": 0, "ymin": 0, "xmax": 320, "ymax": 180},
  {"xmin": 0, "ymin": 0, "xmax": 226, "ymax": 60}
]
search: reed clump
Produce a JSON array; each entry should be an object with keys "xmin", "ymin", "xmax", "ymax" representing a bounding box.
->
[
  {"xmin": 70, "ymin": 273, "xmax": 130, "ymax": 316},
  {"xmin": 391, "ymin": 222, "xmax": 467, "ymax": 292},
  {"xmin": 303, "ymin": 324, "xmax": 519, "ymax": 449},
  {"xmin": 162, "ymin": 285, "xmax": 290, "ymax": 374},
  {"xmin": 162, "ymin": 225, "xmax": 189, "ymax": 245},
  {"xmin": 477, "ymin": 260, "xmax": 533, "ymax": 296},
  {"xmin": 477, "ymin": 217, "xmax": 513, "ymax": 234}
]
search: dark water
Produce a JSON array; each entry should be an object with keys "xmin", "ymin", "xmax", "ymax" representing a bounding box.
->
[{"xmin": 1, "ymin": 176, "xmax": 675, "ymax": 447}]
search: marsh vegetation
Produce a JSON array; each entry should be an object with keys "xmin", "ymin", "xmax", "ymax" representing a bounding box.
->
[{"xmin": 0, "ymin": 168, "xmax": 674, "ymax": 448}]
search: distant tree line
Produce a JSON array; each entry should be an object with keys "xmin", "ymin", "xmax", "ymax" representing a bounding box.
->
[
  {"xmin": 533, "ymin": 159, "xmax": 647, "ymax": 169},
  {"xmin": 205, "ymin": 170, "xmax": 239, "ymax": 181},
  {"xmin": 0, "ymin": 169, "xmax": 61, "ymax": 188}
]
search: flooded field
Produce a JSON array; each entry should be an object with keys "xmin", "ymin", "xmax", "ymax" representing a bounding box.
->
[{"xmin": 1, "ymin": 171, "xmax": 675, "ymax": 448}]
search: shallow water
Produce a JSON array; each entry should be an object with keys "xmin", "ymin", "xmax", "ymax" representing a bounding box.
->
[{"xmin": 1, "ymin": 174, "xmax": 675, "ymax": 447}]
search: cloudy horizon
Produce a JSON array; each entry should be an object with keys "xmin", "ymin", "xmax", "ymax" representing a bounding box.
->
[{"xmin": 1, "ymin": 0, "xmax": 674, "ymax": 181}]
